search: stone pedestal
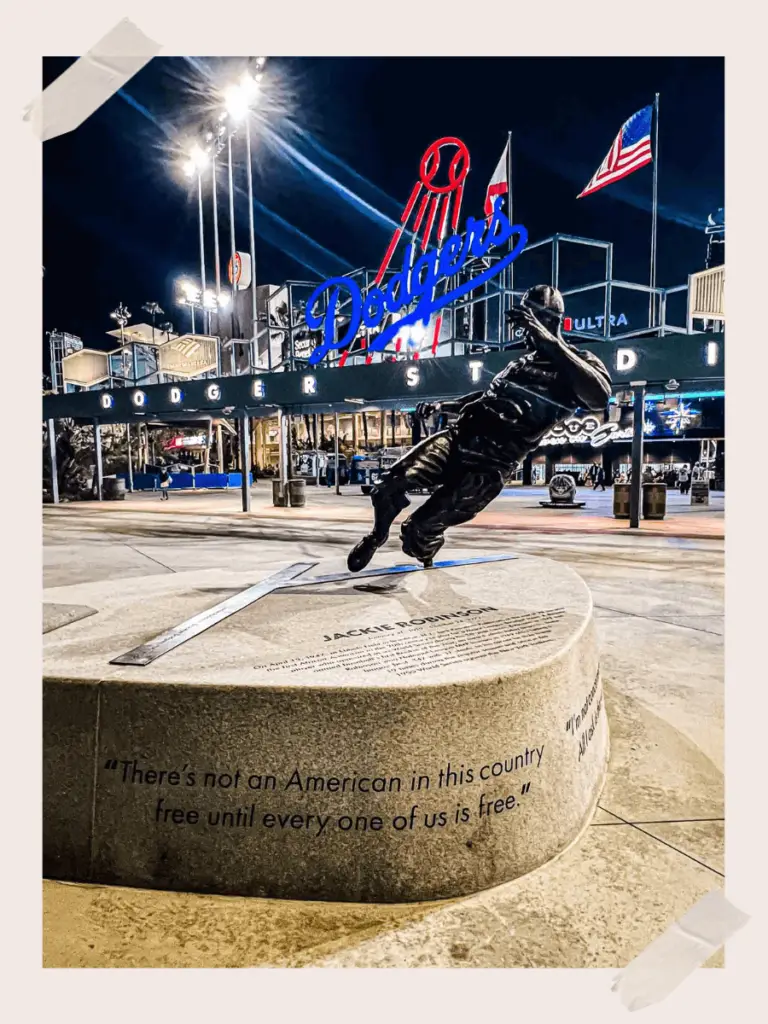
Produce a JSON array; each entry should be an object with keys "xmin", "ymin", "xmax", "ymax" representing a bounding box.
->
[
  {"xmin": 539, "ymin": 501, "xmax": 586, "ymax": 509},
  {"xmin": 43, "ymin": 553, "xmax": 608, "ymax": 903}
]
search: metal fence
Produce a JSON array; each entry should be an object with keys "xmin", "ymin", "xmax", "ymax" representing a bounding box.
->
[
  {"xmin": 687, "ymin": 265, "xmax": 725, "ymax": 332},
  {"xmin": 57, "ymin": 234, "xmax": 725, "ymax": 391}
]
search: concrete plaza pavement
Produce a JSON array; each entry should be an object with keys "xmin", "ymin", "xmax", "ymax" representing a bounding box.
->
[
  {"xmin": 49, "ymin": 480, "xmax": 725, "ymax": 539},
  {"xmin": 42, "ymin": 488, "xmax": 724, "ymax": 968}
]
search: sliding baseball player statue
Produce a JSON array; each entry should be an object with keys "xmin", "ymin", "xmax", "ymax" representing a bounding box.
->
[{"xmin": 347, "ymin": 285, "xmax": 613, "ymax": 572}]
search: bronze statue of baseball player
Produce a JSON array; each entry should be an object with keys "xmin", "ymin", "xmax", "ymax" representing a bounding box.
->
[{"xmin": 347, "ymin": 284, "xmax": 612, "ymax": 571}]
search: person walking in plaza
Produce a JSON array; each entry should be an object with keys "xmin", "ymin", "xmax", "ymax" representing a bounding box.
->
[
  {"xmin": 595, "ymin": 465, "xmax": 606, "ymax": 491},
  {"xmin": 159, "ymin": 464, "xmax": 171, "ymax": 500},
  {"xmin": 678, "ymin": 464, "xmax": 690, "ymax": 495}
]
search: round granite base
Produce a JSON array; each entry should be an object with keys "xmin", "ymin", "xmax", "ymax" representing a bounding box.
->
[
  {"xmin": 43, "ymin": 552, "xmax": 609, "ymax": 902},
  {"xmin": 539, "ymin": 501, "xmax": 587, "ymax": 509}
]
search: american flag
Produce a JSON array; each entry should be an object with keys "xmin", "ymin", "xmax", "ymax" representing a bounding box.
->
[{"xmin": 577, "ymin": 105, "xmax": 653, "ymax": 199}]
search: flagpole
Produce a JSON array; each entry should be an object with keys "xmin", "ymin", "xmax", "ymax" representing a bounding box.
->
[
  {"xmin": 648, "ymin": 93, "xmax": 660, "ymax": 328},
  {"xmin": 506, "ymin": 130, "xmax": 513, "ymax": 319}
]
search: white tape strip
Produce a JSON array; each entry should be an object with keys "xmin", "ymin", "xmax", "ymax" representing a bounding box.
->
[
  {"xmin": 24, "ymin": 18, "xmax": 161, "ymax": 141},
  {"xmin": 612, "ymin": 889, "xmax": 749, "ymax": 1011}
]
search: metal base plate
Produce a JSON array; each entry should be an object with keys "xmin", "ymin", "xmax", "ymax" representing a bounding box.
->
[{"xmin": 110, "ymin": 554, "xmax": 519, "ymax": 667}]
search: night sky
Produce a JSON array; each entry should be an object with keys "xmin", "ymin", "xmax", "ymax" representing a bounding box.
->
[{"xmin": 43, "ymin": 56, "xmax": 723, "ymax": 350}]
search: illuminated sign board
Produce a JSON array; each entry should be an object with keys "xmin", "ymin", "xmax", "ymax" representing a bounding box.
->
[
  {"xmin": 305, "ymin": 137, "xmax": 528, "ymax": 366},
  {"xmin": 540, "ymin": 415, "xmax": 633, "ymax": 448},
  {"xmin": 158, "ymin": 336, "xmax": 218, "ymax": 378},
  {"xmin": 563, "ymin": 314, "xmax": 628, "ymax": 332},
  {"xmin": 228, "ymin": 251, "xmax": 252, "ymax": 290},
  {"xmin": 511, "ymin": 314, "xmax": 630, "ymax": 340},
  {"xmin": 42, "ymin": 333, "xmax": 724, "ymax": 425},
  {"xmin": 166, "ymin": 434, "xmax": 207, "ymax": 449}
]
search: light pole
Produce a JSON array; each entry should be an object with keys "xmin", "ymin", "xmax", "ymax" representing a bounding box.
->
[
  {"xmin": 184, "ymin": 144, "xmax": 211, "ymax": 333},
  {"xmin": 109, "ymin": 303, "xmax": 132, "ymax": 382},
  {"xmin": 141, "ymin": 301, "xmax": 163, "ymax": 346},
  {"xmin": 244, "ymin": 59, "xmax": 265, "ymax": 372},
  {"xmin": 211, "ymin": 128, "xmax": 224, "ymax": 335},
  {"xmin": 203, "ymin": 288, "xmax": 230, "ymax": 317},
  {"xmin": 244, "ymin": 115, "xmax": 257, "ymax": 373},
  {"xmin": 157, "ymin": 320, "xmax": 174, "ymax": 385},
  {"xmin": 201, "ymin": 120, "xmax": 234, "ymax": 369},
  {"xmin": 142, "ymin": 301, "xmax": 163, "ymax": 381},
  {"xmin": 226, "ymin": 129, "xmax": 237, "ymax": 374},
  {"xmin": 223, "ymin": 59, "xmax": 266, "ymax": 374},
  {"xmin": 197, "ymin": 171, "xmax": 207, "ymax": 331},
  {"xmin": 177, "ymin": 279, "xmax": 201, "ymax": 333}
]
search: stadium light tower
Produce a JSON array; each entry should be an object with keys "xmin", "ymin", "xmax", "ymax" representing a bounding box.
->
[
  {"xmin": 208, "ymin": 121, "xmax": 228, "ymax": 336},
  {"xmin": 109, "ymin": 302, "xmax": 133, "ymax": 382},
  {"xmin": 141, "ymin": 301, "xmax": 164, "ymax": 347},
  {"xmin": 203, "ymin": 288, "xmax": 230, "ymax": 314},
  {"xmin": 176, "ymin": 279, "xmax": 202, "ymax": 333},
  {"xmin": 184, "ymin": 143, "xmax": 211, "ymax": 332},
  {"xmin": 222, "ymin": 57, "xmax": 266, "ymax": 372}
]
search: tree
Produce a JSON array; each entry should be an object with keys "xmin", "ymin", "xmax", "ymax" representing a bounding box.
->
[{"xmin": 43, "ymin": 419, "xmax": 129, "ymax": 501}]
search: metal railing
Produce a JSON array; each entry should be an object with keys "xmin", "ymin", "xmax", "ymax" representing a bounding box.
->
[
  {"xmin": 63, "ymin": 236, "xmax": 723, "ymax": 388},
  {"xmin": 687, "ymin": 265, "xmax": 725, "ymax": 332}
]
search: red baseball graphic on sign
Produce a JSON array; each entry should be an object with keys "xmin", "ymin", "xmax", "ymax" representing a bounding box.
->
[
  {"xmin": 375, "ymin": 136, "xmax": 470, "ymax": 287},
  {"xmin": 339, "ymin": 137, "xmax": 471, "ymax": 367}
]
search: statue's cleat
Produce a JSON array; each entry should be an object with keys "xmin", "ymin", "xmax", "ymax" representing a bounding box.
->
[{"xmin": 347, "ymin": 534, "xmax": 379, "ymax": 573}]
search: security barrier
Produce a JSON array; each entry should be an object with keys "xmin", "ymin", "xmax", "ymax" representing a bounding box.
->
[{"xmin": 117, "ymin": 472, "xmax": 251, "ymax": 490}]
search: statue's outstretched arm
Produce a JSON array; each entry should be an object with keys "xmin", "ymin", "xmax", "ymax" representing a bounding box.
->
[
  {"xmin": 514, "ymin": 308, "xmax": 612, "ymax": 410},
  {"xmin": 415, "ymin": 392, "xmax": 484, "ymax": 420}
]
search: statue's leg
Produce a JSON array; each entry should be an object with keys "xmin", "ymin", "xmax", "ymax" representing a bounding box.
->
[
  {"xmin": 400, "ymin": 467, "xmax": 506, "ymax": 567},
  {"xmin": 347, "ymin": 431, "xmax": 453, "ymax": 572}
]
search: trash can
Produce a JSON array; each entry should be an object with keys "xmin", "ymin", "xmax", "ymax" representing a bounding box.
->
[
  {"xmin": 103, "ymin": 477, "xmax": 126, "ymax": 501},
  {"xmin": 613, "ymin": 483, "xmax": 631, "ymax": 519},
  {"xmin": 642, "ymin": 482, "xmax": 667, "ymax": 520},
  {"xmin": 288, "ymin": 478, "xmax": 306, "ymax": 507},
  {"xmin": 272, "ymin": 479, "xmax": 288, "ymax": 507},
  {"xmin": 691, "ymin": 481, "xmax": 710, "ymax": 506}
]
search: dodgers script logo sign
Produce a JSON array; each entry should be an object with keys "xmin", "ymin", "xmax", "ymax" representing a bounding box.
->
[{"xmin": 305, "ymin": 138, "xmax": 528, "ymax": 366}]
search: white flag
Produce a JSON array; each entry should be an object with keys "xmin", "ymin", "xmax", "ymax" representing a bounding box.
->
[{"xmin": 485, "ymin": 140, "xmax": 510, "ymax": 217}]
